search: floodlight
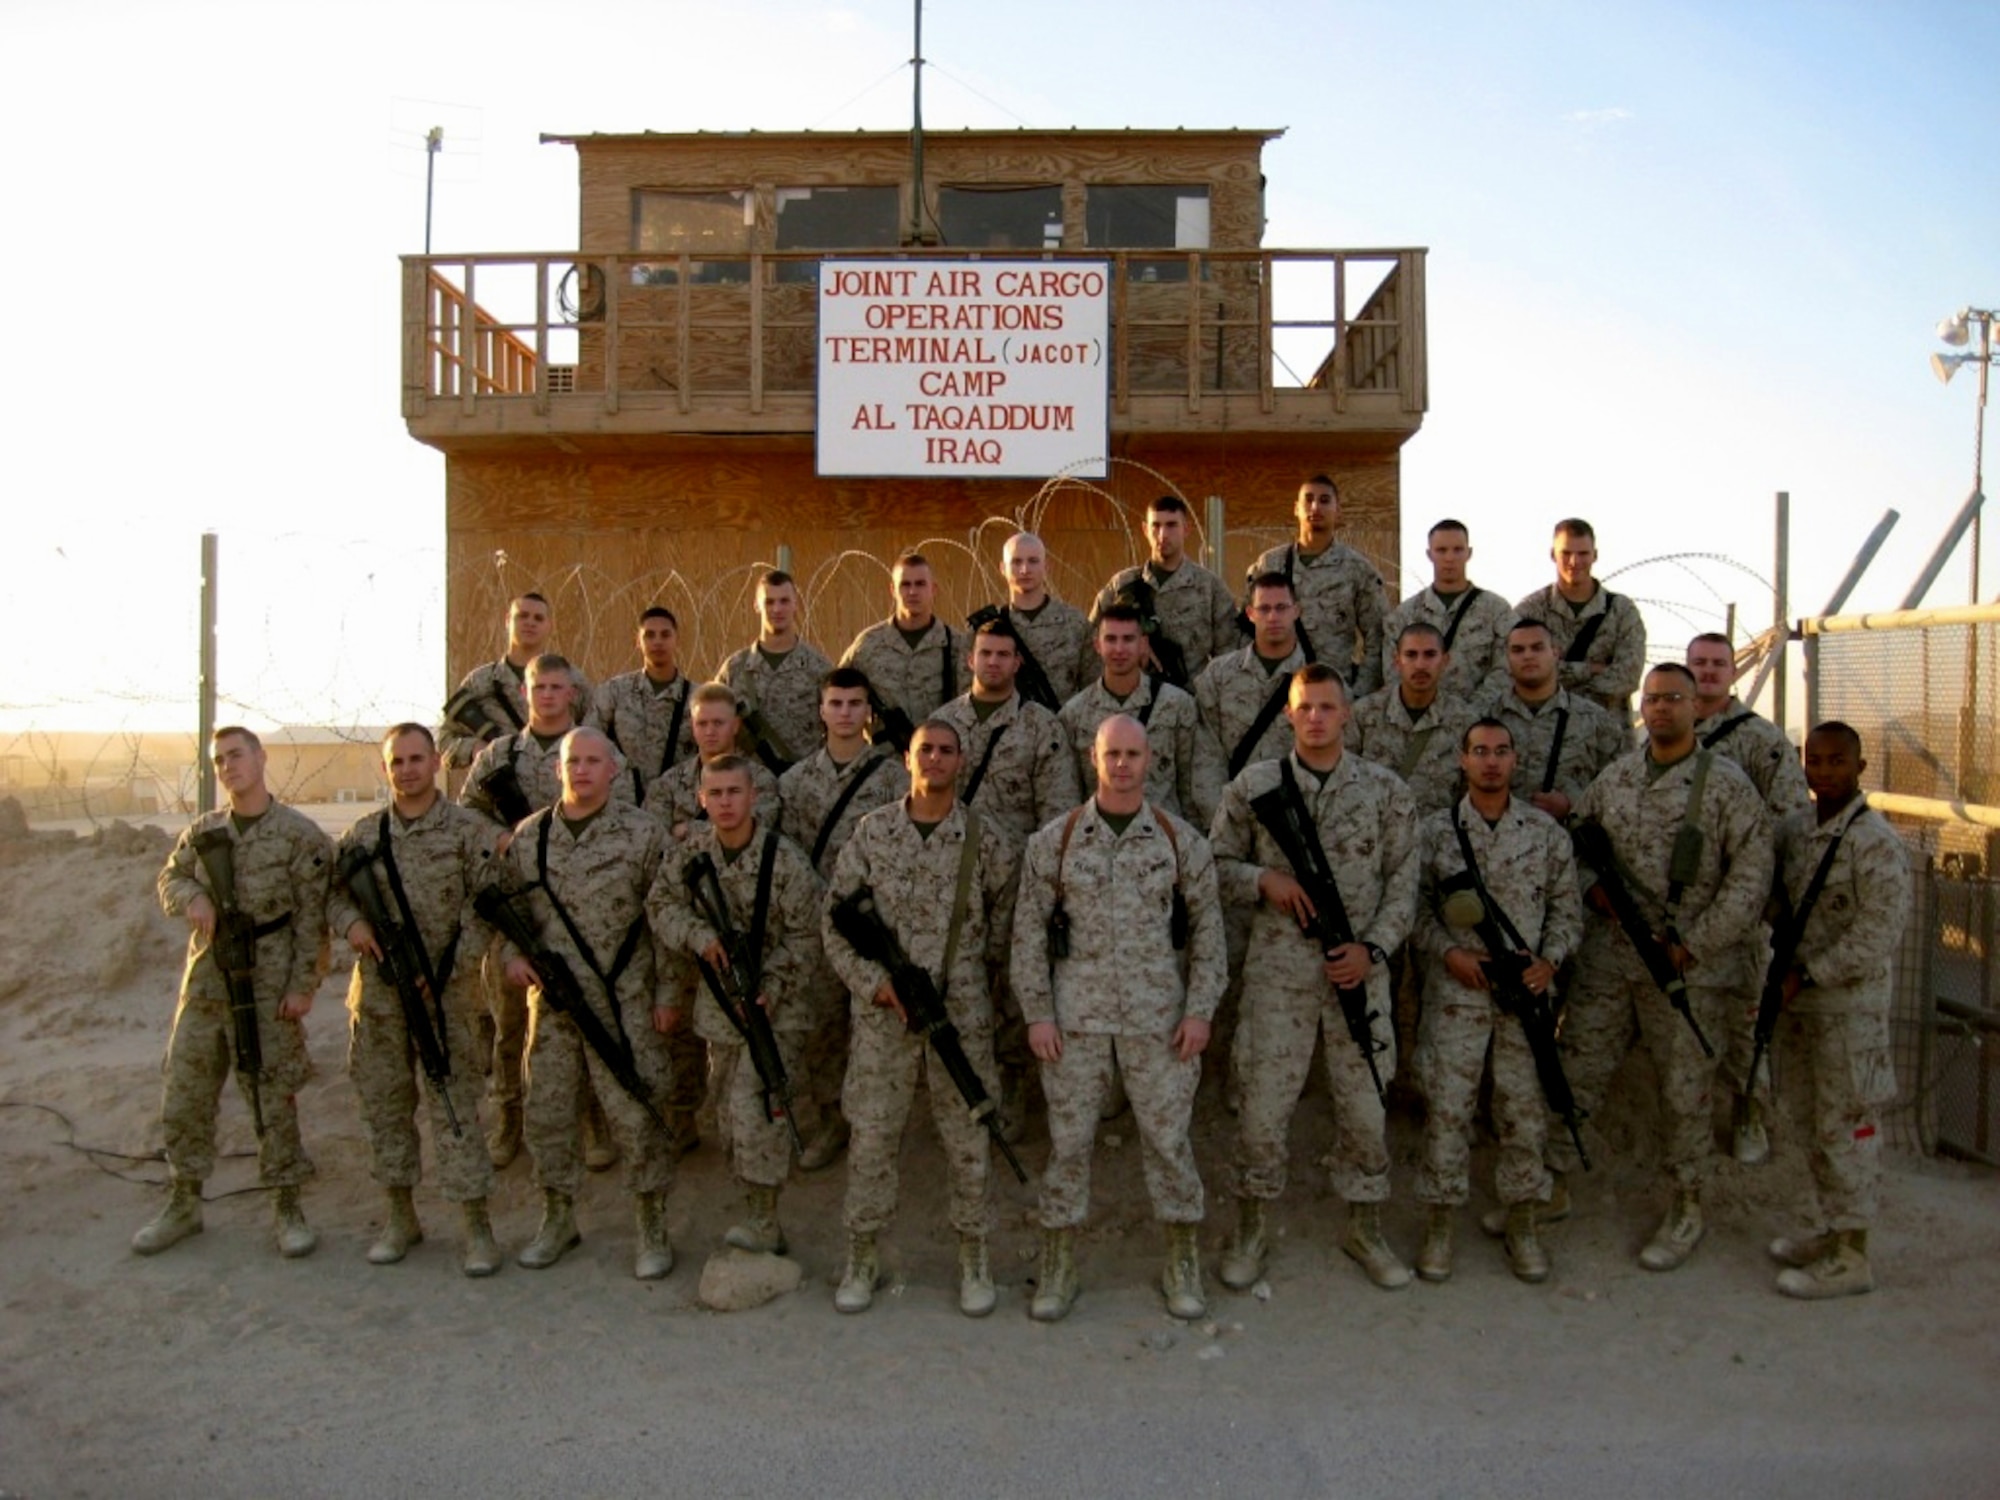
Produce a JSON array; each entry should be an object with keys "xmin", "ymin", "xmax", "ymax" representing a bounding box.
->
[
  {"xmin": 1938, "ymin": 310, "xmax": 1972, "ymax": 347},
  {"xmin": 1933, "ymin": 352, "xmax": 1964, "ymax": 384}
]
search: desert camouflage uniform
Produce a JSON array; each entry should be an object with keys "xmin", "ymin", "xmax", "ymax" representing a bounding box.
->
[
  {"xmin": 1194, "ymin": 641, "xmax": 1309, "ymax": 783},
  {"xmin": 1413, "ymin": 797, "xmax": 1582, "ymax": 1207},
  {"xmin": 1381, "ymin": 583, "xmax": 1515, "ymax": 704},
  {"xmin": 155, "ymin": 803, "xmax": 333, "ymax": 1187},
  {"xmin": 461, "ymin": 727, "xmax": 634, "ymax": 1116},
  {"xmin": 934, "ymin": 691, "xmax": 1079, "ymax": 848},
  {"xmin": 1093, "ymin": 558, "xmax": 1241, "ymax": 682},
  {"xmin": 1696, "ymin": 698, "xmax": 1811, "ymax": 1098},
  {"xmin": 998, "ymin": 597, "xmax": 1094, "ymax": 706},
  {"xmin": 1059, "ymin": 676, "xmax": 1224, "ymax": 825},
  {"xmin": 1479, "ymin": 686, "xmax": 1628, "ymax": 811},
  {"xmin": 823, "ymin": 801, "xmax": 1018, "ymax": 1235},
  {"xmin": 329, "ymin": 801, "xmax": 499, "ymax": 1203},
  {"xmin": 1012, "ymin": 800, "xmax": 1227, "ymax": 1227},
  {"xmin": 1343, "ymin": 687, "xmax": 1477, "ymax": 817},
  {"xmin": 718, "ymin": 639, "xmax": 834, "ymax": 770},
  {"xmin": 780, "ymin": 746, "xmax": 912, "ymax": 1123},
  {"xmin": 1245, "ymin": 540, "xmax": 1387, "ymax": 696},
  {"xmin": 1512, "ymin": 583, "xmax": 1646, "ymax": 718},
  {"xmin": 1558, "ymin": 748, "xmax": 1773, "ymax": 1185},
  {"xmin": 840, "ymin": 617, "xmax": 960, "ymax": 729},
  {"xmin": 440, "ymin": 658, "xmax": 593, "ymax": 771},
  {"xmin": 491, "ymin": 802, "xmax": 676, "ymax": 1198},
  {"xmin": 1774, "ymin": 799, "xmax": 1910, "ymax": 1230},
  {"xmin": 589, "ymin": 670, "xmax": 696, "ymax": 801},
  {"xmin": 1211, "ymin": 752, "xmax": 1419, "ymax": 1204},
  {"xmin": 648, "ymin": 817, "xmax": 824, "ymax": 1187}
]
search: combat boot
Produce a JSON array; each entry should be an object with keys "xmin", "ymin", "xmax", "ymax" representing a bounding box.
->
[
  {"xmin": 834, "ymin": 1232, "xmax": 881, "ymax": 1314},
  {"xmin": 664, "ymin": 1109, "xmax": 701, "ymax": 1162},
  {"xmin": 1638, "ymin": 1187, "xmax": 1705, "ymax": 1272},
  {"xmin": 1731, "ymin": 1094, "xmax": 1771, "ymax": 1166},
  {"xmin": 798, "ymin": 1107, "xmax": 850, "ymax": 1173},
  {"xmin": 1341, "ymin": 1202, "xmax": 1411, "ymax": 1290},
  {"xmin": 272, "ymin": 1186, "xmax": 318, "ymax": 1259},
  {"xmin": 517, "ymin": 1189, "xmax": 580, "ymax": 1269},
  {"xmin": 368, "ymin": 1186, "xmax": 424, "ymax": 1265},
  {"xmin": 1768, "ymin": 1229, "xmax": 1834, "ymax": 1268},
  {"xmin": 486, "ymin": 1102, "xmax": 523, "ymax": 1170},
  {"xmin": 1415, "ymin": 1206, "xmax": 1454, "ymax": 1283},
  {"xmin": 1218, "ymin": 1197, "xmax": 1268, "ymax": 1291},
  {"xmin": 724, "ymin": 1184, "xmax": 788, "ymax": 1255},
  {"xmin": 1161, "ymin": 1223, "xmax": 1206, "ymax": 1321},
  {"xmin": 958, "ymin": 1233, "xmax": 997, "ymax": 1318},
  {"xmin": 583, "ymin": 1093, "xmax": 620, "ymax": 1172},
  {"xmin": 1482, "ymin": 1172, "xmax": 1569, "ymax": 1236},
  {"xmin": 460, "ymin": 1198, "xmax": 502, "ymax": 1278},
  {"xmin": 632, "ymin": 1191, "xmax": 673, "ymax": 1280},
  {"xmin": 131, "ymin": 1178, "xmax": 204, "ymax": 1256},
  {"xmin": 1028, "ymin": 1227, "xmax": 1078, "ymax": 1322},
  {"xmin": 1777, "ymin": 1228, "xmax": 1874, "ymax": 1300},
  {"xmin": 1503, "ymin": 1201, "xmax": 1551, "ymax": 1284}
]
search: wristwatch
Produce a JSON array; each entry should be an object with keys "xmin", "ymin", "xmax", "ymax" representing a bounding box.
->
[{"xmin": 1364, "ymin": 942, "xmax": 1389, "ymax": 968}]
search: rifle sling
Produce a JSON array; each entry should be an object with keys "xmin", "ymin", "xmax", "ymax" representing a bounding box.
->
[
  {"xmin": 812, "ymin": 752, "xmax": 889, "ymax": 869},
  {"xmin": 1775, "ymin": 813, "xmax": 1853, "ymax": 970},
  {"xmin": 1662, "ymin": 751, "xmax": 1714, "ymax": 934},
  {"xmin": 1229, "ymin": 668, "xmax": 1295, "ymax": 778},
  {"xmin": 374, "ymin": 810, "xmax": 456, "ymax": 997},
  {"xmin": 962, "ymin": 720, "xmax": 1010, "ymax": 805},
  {"xmin": 936, "ymin": 807, "xmax": 983, "ymax": 1003},
  {"xmin": 1395, "ymin": 721, "xmax": 1441, "ymax": 783},
  {"xmin": 661, "ymin": 680, "xmax": 689, "ymax": 779},
  {"xmin": 1452, "ymin": 812, "xmax": 1533, "ymax": 958},
  {"xmin": 192, "ymin": 831, "xmax": 293, "ymax": 947},
  {"xmin": 534, "ymin": 815, "xmax": 645, "ymax": 1048},
  {"xmin": 1701, "ymin": 710, "xmax": 1755, "ymax": 750},
  {"xmin": 1562, "ymin": 595, "xmax": 1617, "ymax": 662},
  {"xmin": 1438, "ymin": 586, "xmax": 1483, "ymax": 653},
  {"xmin": 1540, "ymin": 706, "xmax": 1570, "ymax": 796}
]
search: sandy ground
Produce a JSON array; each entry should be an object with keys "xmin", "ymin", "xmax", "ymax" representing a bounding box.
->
[{"xmin": 1, "ymin": 819, "xmax": 1996, "ymax": 1500}]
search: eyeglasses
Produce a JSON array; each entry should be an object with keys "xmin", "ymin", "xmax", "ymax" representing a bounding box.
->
[{"xmin": 1641, "ymin": 692, "xmax": 1690, "ymax": 706}]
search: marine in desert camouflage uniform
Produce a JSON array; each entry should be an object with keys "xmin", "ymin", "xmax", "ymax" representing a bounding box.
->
[
  {"xmin": 133, "ymin": 727, "xmax": 332, "ymax": 1260},
  {"xmin": 1561, "ymin": 663, "xmax": 1772, "ymax": 1273},
  {"xmin": 1513, "ymin": 518, "xmax": 1647, "ymax": 719},
  {"xmin": 718, "ymin": 570, "xmax": 833, "ymax": 776},
  {"xmin": 839, "ymin": 552, "xmax": 960, "ymax": 747},
  {"xmin": 438, "ymin": 592, "xmax": 591, "ymax": 771},
  {"xmin": 589, "ymin": 606, "xmax": 696, "ymax": 803},
  {"xmin": 1012, "ymin": 715, "xmax": 1227, "ymax": 1322},
  {"xmin": 1241, "ymin": 474, "xmax": 1386, "ymax": 696},
  {"xmin": 1059, "ymin": 604, "xmax": 1223, "ymax": 827},
  {"xmin": 329, "ymin": 724, "xmax": 502, "ymax": 1275},
  {"xmin": 1380, "ymin": 519, "xmax": 1515, "ymax": 704},
  {"xmin": 1210, "ymin": 665, "xmax": 1420, "ymax": 1291},
  {"xmin": 1091, "ymin": 493, "xmax": 1240, "ymax": 685},
  {"xmin": 1478, "ymin": 619, "xmax": 1628, "ymax": 823},
  {"xmin": 822, "ymin": 719, "xmax": 1018, "ymax": 1317},
  {"xmin": 987, "ymin": 532, "xmax": 1094, "ymax": 708}
]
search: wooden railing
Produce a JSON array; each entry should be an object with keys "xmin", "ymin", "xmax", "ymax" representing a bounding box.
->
[
  {"xmin": 423, "ymin": 269, "xmax": 538, "ymax": 398},
  {"xmin": 402, "ymin": 247, "xmax": 1426, "ymax": 426}
]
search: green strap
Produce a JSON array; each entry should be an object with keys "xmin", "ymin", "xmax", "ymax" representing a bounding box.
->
[
  {"xmin": 1396, "ymin": 723, "xmax": 1440, "ymax": 782},
  {"xmin": 936, "ymin": 807, "xmax": 983, "ymax": 1001}
]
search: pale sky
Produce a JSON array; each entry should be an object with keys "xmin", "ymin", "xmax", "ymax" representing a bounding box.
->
[{"xmin": 2, "ymin": 0, "xmax": 1994, "ymax": 736}]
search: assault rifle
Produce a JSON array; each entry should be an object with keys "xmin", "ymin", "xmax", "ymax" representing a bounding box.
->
[
  {"xmin": 968, "ymin": 604, "xmax": 1059, "ymax": 712},
  {"xmin": 442, "ymin": 679, "xmax": 523, "ymax": 745},
  {"xmin": 473, "ymin": 760, "xmax": 534, "ymax": 827},
  {"xmin": 869, "ymin": 691, "xmax": 917, "ymax": 755},
  {"xmin": 738, "ymin": 701, "xmax": 797, "ymax": 778},
  {"xmin": 189, "ymin": 827, "xmax": 270, "ymax": 1136},
  {"xmin": 685, "ymin": 848, "xmax": 806, "ymax": 1154},
  {"xmin": 1248, "ymin": 766, "xmax": 1387, "ymax": 1101},
  {"xmin": 336, "ymin": 844, "xmax": 461, "ymax": 1138},
  {"xmin": 1437, "ymin": 871, "xmax": 1588, "ymax": 1170},
  {"xmin": 827, "ymin": 887, "xmax": 1028, "ymax": 1183},
  {"xmin": 1571, "ymin": 821, "xmax": 1714, "ymax": 1057},
  {"xmin": 471, "ymin": 886, "xmax": 666, "ymax": 1131}
]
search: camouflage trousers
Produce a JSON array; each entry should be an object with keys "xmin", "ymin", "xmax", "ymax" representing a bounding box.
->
[
  {"xmin": 1038, "ymin": 1030, "xmax": 1203, "ymax": 1229},
  {"xmin": 345, "ymin": 973, "xmax": 493, "ymax": 1202},
  {"xmin": 160, "ymin": 987, "xmax": 313, "ymax": 1187},
  {"xmin": 711, "ymin": 1028, "xmax": 808, "ymax": 1189},
  {"xmin": 482, "ymin": 950, "xmax": 529, "ymax": 1109},
  {"xmin": 1414, "ymin": 980, "xmax": 1551, "ymax": 1208},
  {"xmin": 524, "ymin": 995, "xmax": 674, "ymax": 1198},
  {"xmin": 1716, "ymin": 931, "xmax": 1774, "ymax": 1100},
  {"xmin": 1234, "ymin": 975, "xmax": 1396, "ymax": 1204},
  {"xmin": 1553, "ymin": 932, "xmax": 1727, "ymax": 1187},
  {"xmin": 1778, "ymin": 995, "xmax": 1895, "ymax": 1229},
  {"xmin": 657, "ymin": 953, "xmax": 708, "ymax": 1118},
  {"xmin": 842, "ymin": 1002, "xmax": 995, "ymax": 1236}
]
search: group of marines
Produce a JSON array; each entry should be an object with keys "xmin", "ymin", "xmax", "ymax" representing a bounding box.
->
[{"xmin": 133, "ymin": 477, "xmax": 1910, "ymax": 1320}]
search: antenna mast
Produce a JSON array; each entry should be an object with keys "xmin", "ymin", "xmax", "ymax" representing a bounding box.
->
[{"xmin": 907, "ymin": 0, "xmax": 925, "ymax": 246}]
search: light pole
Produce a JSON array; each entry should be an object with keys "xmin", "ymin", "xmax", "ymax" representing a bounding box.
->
[
  {"xmin": 424, "ymin": 126, "xmax": 443, "ymax": 255},
  {"xmin": 1933, "ymin": 305, "xmax": 1994, "ymax": 600}
]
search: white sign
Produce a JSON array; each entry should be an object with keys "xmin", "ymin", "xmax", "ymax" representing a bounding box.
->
[{"xmin": 815, "ymin": 260, "xmax": 1109, "ymax": 479}]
